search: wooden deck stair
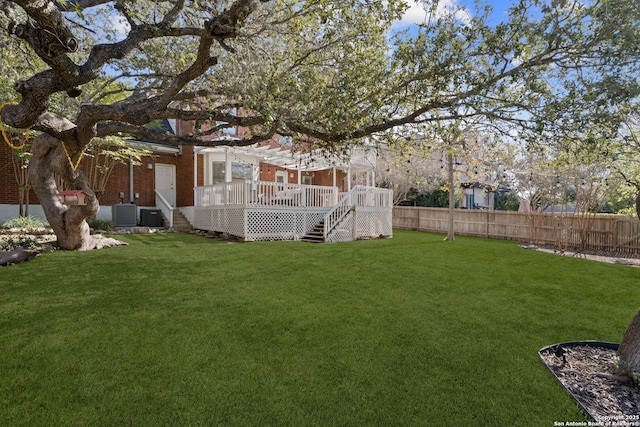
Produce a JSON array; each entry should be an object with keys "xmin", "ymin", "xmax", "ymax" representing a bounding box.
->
[
  {"xmin": 302, "ymin": 206, "xmax": 354, "ymax": 243},
  {"xmin": 301, "ymin": 220, "xmax": 325, "ymax": 243}
]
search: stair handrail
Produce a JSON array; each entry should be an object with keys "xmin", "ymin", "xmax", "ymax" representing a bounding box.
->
[
  {"xmin": 154, "ymin": 189, "xmax": 174, "ymax": 229},
  {"xmin": 322, "ymin": 186, "xmax": 360, "ymax": 239}
]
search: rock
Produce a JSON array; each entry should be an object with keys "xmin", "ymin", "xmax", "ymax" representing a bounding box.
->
[
  {"xmin": 88, "ymin": 235, "xmax": 128, "ymax": 249},
  {"xmin": 130, "ymin": 226, "xmax": 152, "ymax": 234},
  {"xmin": 0, "ymin": 247, "xmax": 41, "ymax": 267}
]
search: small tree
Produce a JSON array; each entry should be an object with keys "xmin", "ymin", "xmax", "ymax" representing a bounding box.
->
[
  {"xmin": 84, "ymin": 136, "xmax": 151, "ymax": 201},
  {"xmin": 10, "ymin": 143, "xmax": 30, "ymax": 217},
  {"xmin": 1, "ymin": 126, "xmax": 32, "ymax": 217},
  {"xmin": 570, "ymin": 168, "xmax": 607, "ymax": 251}
]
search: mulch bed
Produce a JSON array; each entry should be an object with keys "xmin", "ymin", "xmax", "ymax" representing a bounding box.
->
[{"xmin": 539, "ymin": 344, "xmax": 640, "ymax": 423}]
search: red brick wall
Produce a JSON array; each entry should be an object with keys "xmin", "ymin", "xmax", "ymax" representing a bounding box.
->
[
  {"xmin": 258, "ymin": 161, "xmax": 348, "ymax": 191},
  {"xmin": 176, "ymin": 145, "xmax": 195, "ymax": 207},
  {"xmin": 313, "ymin": 168, "xmax": 349, "ymax": 191},
  {"xmin": 0, "ymin": 141, "xmax": 38, "ymax": 204},
  {"xmin": 92, "ymin": 153, "xmax": 179, "ymax": 206},
  {"xmin": 258, "ymin": 163, "xmax": 283, "ymax": 182},
  {"xmin": 0, "ymin": 141, "xmax": 183, "ymax": 207}
]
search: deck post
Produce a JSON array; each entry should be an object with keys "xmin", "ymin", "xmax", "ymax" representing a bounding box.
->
[{"xmin": 224, "ymin": 147, "xmax": 232, "ymax": 183}]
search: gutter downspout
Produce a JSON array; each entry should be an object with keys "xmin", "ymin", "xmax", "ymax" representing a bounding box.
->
[
  {"xmin": 129, "ymin": 158, "xmax": 134, "ymax": 204},
  {"xmin": 193, "ymin": 149, "xmax": 198, "ymax": 206}
]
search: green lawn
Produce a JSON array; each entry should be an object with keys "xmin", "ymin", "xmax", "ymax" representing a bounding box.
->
[{"xmin": 1, "ymin": 230, "xmax": 638, "ymax": 426}]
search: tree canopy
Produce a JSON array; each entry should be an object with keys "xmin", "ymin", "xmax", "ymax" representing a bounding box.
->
[{"xmin": 0, "ymin": 0, "xmax": 638, "ymax": 151}]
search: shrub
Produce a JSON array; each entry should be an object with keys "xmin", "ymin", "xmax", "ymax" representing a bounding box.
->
[
  {"xmin": 86, "ymin": 218, "xmax": 114, "ymax": 231},
  {"xmin": 1, "ymin": 216, "xmax": 49, "ymax": 231},
  {"xmin": 0, "ymin": 234, "xmax": 55, "ymax": 252}
]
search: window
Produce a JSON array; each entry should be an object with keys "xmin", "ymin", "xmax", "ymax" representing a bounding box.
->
[
  {"xmin": 231, "ymin": 164, "xmax": 252, "ymax": 181},
  {"xmin": 466, "ymin": 194, "xmax": 475, "ymax": 209},
  {"xmin": 211, "ymin": 162, "xmax": 225, "ymax": 184},
  {"xmin": 211, "ymin": 161, "xmax": 253, "ymax": 183},
  {"xmin": 275, "ymin": 170, "xmax": 287, "ymax": 184}
]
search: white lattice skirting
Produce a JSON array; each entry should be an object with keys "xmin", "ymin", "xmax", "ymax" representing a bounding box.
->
[
  {"xmin": 193, "ymin": 206, "xmax": 392, "ymax": 242},
  {"xmin": 355, "ymin": 208, "xmax": 393, "ymax": 239},
  {"xmin": 194, "ymin": 207, "xmax": 330, "ymax": 241}
]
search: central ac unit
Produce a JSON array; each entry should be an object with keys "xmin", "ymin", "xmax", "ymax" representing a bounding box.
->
[{"xmin": 112, "ymin": 204, "xmax": 137, "ymax": 227}]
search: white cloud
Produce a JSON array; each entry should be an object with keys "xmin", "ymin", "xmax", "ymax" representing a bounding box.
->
[
  {"xmin": 395, "ymin": 0, "xmax": 472, "ymax": 27},
  {"xmin": 397, "ymin": 1, "xmax": 429, "ymax": 25}
]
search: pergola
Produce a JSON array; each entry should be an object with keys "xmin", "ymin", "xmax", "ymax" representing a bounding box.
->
[{"xmin": 194, "ymin": 141, "xmax": 377, "ymax": 189}]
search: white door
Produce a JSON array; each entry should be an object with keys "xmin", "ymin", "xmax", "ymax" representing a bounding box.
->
[
  {"xmin": 155, "ymin": 164, "xmax": 176, "ymax": 207},
  {"xmin": 275, "ymin": 171, "xmax": 288, "ymax": 194}
]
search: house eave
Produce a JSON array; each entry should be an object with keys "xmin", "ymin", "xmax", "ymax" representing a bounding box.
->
[
  {"xmin": 128, "ymin": 140, "xmax": 181, "ymax": 155},
  {"xmin": 196, "ymin": 143, "xmax": 374, "ymax": 172}
]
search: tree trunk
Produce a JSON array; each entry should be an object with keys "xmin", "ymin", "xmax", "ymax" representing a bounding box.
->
[
  {"xmin": 617, "ymin": 309, "xmax": 640, "ymax": 380},
  {"xmin": 28, "ymin": 134, "xmax": 100, "ymax": 250},
  {"xmin": 445, "ymin": 151, "xmax": 455, "ymax": 241},
  {"xmin": 635, "ymin": 191, "xmax": 639, "ymax": 221}
]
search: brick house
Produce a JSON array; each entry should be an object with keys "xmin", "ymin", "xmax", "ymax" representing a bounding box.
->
[{"xmin": 0, "ymin": 118, "xmax": 385, "ymax": 240}]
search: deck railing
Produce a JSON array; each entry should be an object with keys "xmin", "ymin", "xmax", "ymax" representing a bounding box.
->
[
  {"xmin": 154, "ymin": 190, "xmax": 174, "ymax": 229},
  {"xmin": 323, "ymin": 186, "xmax": 394, "ymax": 241},
  {"xmin": 352, "ymin": 185, "xmax": 394, "ymax": 208},
  {"xmin": 323, "ymin": 190, "xmax": 355, "ymax": 239},
  {"xmin": 194, "ymin": 181, "xmax": 338, "ymax": 208}
]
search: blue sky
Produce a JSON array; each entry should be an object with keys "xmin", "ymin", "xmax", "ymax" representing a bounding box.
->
[
  {"xmin": 103, "ymin": 1, "xmax": 518, "ymax": 38},
  {"xmin": 395, "ymin": 0, "xmax": 515, "ymax": 28}
]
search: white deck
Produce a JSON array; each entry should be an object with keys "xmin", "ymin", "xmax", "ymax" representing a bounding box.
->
[{"xmin": 191, "ymin": 181, "xmax": 393, "ymax": 242}]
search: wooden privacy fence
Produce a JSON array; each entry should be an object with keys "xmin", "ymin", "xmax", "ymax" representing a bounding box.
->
[{"xmin": 393, "ymin": 206, "xmax": 640, "ymax": 255}]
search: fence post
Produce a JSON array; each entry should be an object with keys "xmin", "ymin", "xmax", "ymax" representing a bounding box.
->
[{"xmin": 486, "ymin": 210, "xmax": 489, "ymax": 239}]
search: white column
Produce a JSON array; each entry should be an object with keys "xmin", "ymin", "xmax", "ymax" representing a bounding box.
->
[
  {"xmin": 193, "ymin": 149, "xmax": 198, "ymax": 205},
  {"xmin": 224, "ymin": 147, "xmax": 232, "ymax": 183}
]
